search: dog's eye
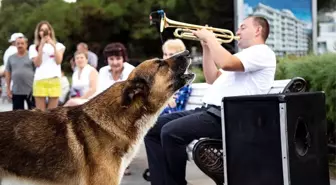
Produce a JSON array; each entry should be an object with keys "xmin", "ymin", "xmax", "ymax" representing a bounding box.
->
[
  {"xmin": 157, "ymin": 60, "xmax": 167, "ymax": 68},
  {"xmin": 158, "ymin": 62, "xmax": 166, "ymax": 68}
]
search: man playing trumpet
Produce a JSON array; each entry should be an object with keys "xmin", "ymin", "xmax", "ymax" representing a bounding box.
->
[{"xmin": 144, "ymin": 15, "xmax": 276, "ymax": 185}]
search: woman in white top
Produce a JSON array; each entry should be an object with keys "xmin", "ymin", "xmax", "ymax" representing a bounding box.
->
[
  {"xmin": 97, "ymin": 42, "xmax": 135, "ymax": 94},
  {"xmin": 29, "ymin": 21, "xmax": 65, "ymax": 111},
  {"xmin": 98, "ymin": 42, "xmax": 134, "ymax": 175},
  {"xmin": 64, "ymin": 51, "xmax": 98, "ymax": 107}
]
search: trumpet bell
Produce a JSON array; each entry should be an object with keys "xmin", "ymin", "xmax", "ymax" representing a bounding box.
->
[{"xmin": 149, "ymin": 10, "xmax": 240, "ymax": 44}]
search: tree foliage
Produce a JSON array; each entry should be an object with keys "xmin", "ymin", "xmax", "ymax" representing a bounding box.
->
[
  {"xmin": 0, "ymin": 0, "xmax": 334, "ymax": 72},
  {"xmin": 0, "ymin": 0, "xmax": 237, "ymax": 69},
  {"xmin": 275, "ymin": 53, "xmax": 336, "ymax": 143},
  {"xmin": 318, "ymin": 0, "xmax": 336, "ymax": 12}
]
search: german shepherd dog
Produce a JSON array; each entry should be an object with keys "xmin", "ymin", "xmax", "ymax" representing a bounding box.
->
[{"xmin": 0, "ymin": 50, "xmax": 195, "ymax": 185}]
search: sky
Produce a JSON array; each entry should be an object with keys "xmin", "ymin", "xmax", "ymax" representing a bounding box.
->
[{"xmin": 244, "ymin": 0, "xmax": 313, "ymax": 22}]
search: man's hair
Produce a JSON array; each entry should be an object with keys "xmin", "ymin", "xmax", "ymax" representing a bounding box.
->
[
  {"xmin": 77, "ymin": 42, "xmax": 88, "ymax": 49},
  {"xmin": 250, "ymin": 16, "xmax": 270, "ymax": 41},
  {"xmin": 16, "ymin": 36, "xmax": 28, "ymax": 43}
]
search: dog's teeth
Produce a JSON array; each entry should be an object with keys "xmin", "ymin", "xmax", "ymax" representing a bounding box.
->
[{"xmin": 184, "ymin": 59, "xmax": 191, "ymax": 74}]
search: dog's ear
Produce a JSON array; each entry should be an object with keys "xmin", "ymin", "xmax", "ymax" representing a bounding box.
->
[{"xmin": 121, "ymin": 78, "xmax": 149, "ymax": 107}]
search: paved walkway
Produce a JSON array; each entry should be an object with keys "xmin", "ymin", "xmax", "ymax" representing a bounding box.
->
[
  {"xmin": 0, "ymin": 102, "xmax": 335, "ymax": 185},
  {"xmin": 121, "ymin": 143, "xmax": 213, "ymax": 185}
]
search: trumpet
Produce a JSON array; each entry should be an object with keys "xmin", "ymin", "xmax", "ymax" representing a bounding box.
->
[{"xmin": 149, "ymin": 10, "xmax": 240, "ymax": 44}]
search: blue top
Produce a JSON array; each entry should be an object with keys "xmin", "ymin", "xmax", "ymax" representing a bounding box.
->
[{"xmin": 161, "ymin": 85, "xmax": 192, "ymax": 115}]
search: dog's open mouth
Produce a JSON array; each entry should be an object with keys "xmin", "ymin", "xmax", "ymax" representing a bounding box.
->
[
  {"xmin": 168, "ymin": 50, "xmax": 196, "ymax": 90},
  {"xmin": 172, "ymin": 51, "xmax": 195, "ymax": 83},
  {"xmin": 181, "ymin": 59, "xmax": 195, "ymax": 83}
]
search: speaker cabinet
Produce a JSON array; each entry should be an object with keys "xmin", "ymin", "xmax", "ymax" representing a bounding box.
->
[{"xmin": 221, "ymin": 92, "xmax": 330, "ymax": 185}]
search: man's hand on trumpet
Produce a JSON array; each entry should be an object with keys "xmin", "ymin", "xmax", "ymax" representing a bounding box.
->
[{"xmin": 191, "ymin": 27, "xmax": 216, "ymax": 44}]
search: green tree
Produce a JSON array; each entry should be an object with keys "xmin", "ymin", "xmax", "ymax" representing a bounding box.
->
[
  {"xmin": 318, "ymin": 0, "xmax": 336, "ymax": 11},
  {"xmin": 1, "ymin": 0, "xmax": 333, "ymax": 68},
  {"xmin": 0, "ymin": 0, "xmax": 49, "ymax": 8}
]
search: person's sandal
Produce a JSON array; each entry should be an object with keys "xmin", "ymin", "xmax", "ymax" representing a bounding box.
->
[{"xmin": 142, "ymin": 168, "xmax": 150, "ymax": 181}]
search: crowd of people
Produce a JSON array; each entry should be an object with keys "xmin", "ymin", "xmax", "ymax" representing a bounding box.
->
[{"xmin": 0, "ymin": 21, "xmax": 141, "ymax": 112}]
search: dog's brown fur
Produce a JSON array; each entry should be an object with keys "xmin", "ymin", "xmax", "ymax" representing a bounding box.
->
[{"xmin": 0, "ymin": 51, "xmax": 194, "ymax": 185}]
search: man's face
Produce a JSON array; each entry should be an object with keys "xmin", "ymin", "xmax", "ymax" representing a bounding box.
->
[
  {"xmin": 15, "ymin": 38, "xmax": 27, "ymax": 52},
  {"xmin": 236, "ymin": 17, "xmax": 258, "ymax": 49}
]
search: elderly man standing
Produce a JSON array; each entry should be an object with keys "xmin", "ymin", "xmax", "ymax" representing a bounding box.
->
[
  {"xmin": 1, "ymin": 33, "xmax": 24, "ymax": 103},
  {"xmin": 5, "ymin": 35, "xmax": 35, "ymax": 110}
]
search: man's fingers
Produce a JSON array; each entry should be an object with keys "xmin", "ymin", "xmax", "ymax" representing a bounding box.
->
[{"xmin": 191, "ymin": 30, "xmax": 198, "ymax": 35}]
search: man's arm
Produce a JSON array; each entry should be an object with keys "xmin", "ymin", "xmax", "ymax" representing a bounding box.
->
[
  {"xmin": 4, "ymin": 61, "xmax": 12, "ymax": 98},
  {"xmin": 206, "ymin": 38, "xmax": 244, "ymax": 72},
  {"xmin": 193, "ymin": 28, "xmax": 244, "ymax": 72},
  {"xmin": 201, "ymin": 42, "xmax": 222, "ymax": 84},
  {"xmin": 90, "ymin": 52, "xmax": 98, "ymax": 68},
  {"xmin": 5, "ymin": 71, "xmax": 11, "ymax": 91}
]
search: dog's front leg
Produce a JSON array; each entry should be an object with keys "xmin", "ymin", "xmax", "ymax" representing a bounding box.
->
[{"xmin": 88, "ymin": 165, "xmax": 121, "ymax": 185}]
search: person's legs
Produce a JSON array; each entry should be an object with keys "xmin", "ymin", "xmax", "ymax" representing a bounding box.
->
[
  {"xmin": 144, "ymin": 108, "xmax": 205, "ymax": 185},
  {"xmin": 33, "ymin": 79, "xmax": 48, "ymax": 111},
  {"xmin": 160, "ymin": 109, "xmax": 222, "ymax": 185},
  {"xmin": 26, "ymin": 93, "xmax": 35, "ymax": 110},
  {"xmin": 34, "ymin": 97, "xmax": 46, "ymax": 111},
  {"xmin": 12, "ymin": 94, "xmax": 25, "ymax": 110},
  {"xmin": 47, "ymin": 77, "xmax": 61, "ymax": 109},
  {"xmin": 47, "ymin": 97, "xmax": 59, "ymax": 109}
]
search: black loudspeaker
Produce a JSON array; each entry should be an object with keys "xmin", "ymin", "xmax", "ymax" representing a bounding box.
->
[{"xmin": 221, "ymin": 92, "xmax": 330, "ymax": 185}]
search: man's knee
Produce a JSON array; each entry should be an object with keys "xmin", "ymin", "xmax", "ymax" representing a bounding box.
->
[
  {"xmin": 144, "ymin": 119, "xmax": 164, "ymax": 144},
  {"xmin": 160, "ymin": 122, "xmax": 180, "ymax": 143},
  {"xmin": 146, "ymin": 114, "xmax": 174, "ymax": 138},
  {"xmin": 145, "ymin": 122, "xmax": 160, "ymax": 140}
]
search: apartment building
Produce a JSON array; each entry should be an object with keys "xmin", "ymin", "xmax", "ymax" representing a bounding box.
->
[
  {"xmin": 249, "ymin": 3, "xmax": 310, "ymax": 56},
  {"xmin": 317, "ymin": 22, "xmax": 336, "ymax": 54}
]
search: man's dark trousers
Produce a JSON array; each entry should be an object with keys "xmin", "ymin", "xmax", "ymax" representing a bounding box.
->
[
  {"xmin": 12, "ymin": 94, "xmax": 34, "ymax": 110},
  {"xmin": 144, "ymin": 105, "xmax": 222, "ymax": 185}
]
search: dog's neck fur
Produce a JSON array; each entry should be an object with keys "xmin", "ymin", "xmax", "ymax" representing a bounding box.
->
[
  {"xmin": 80, "ymin": 82, "xmax": 167, "ymax": 141},
  {"xmin": 78, "ymin": 83, "xmax": 168, "ymax": 182}
]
